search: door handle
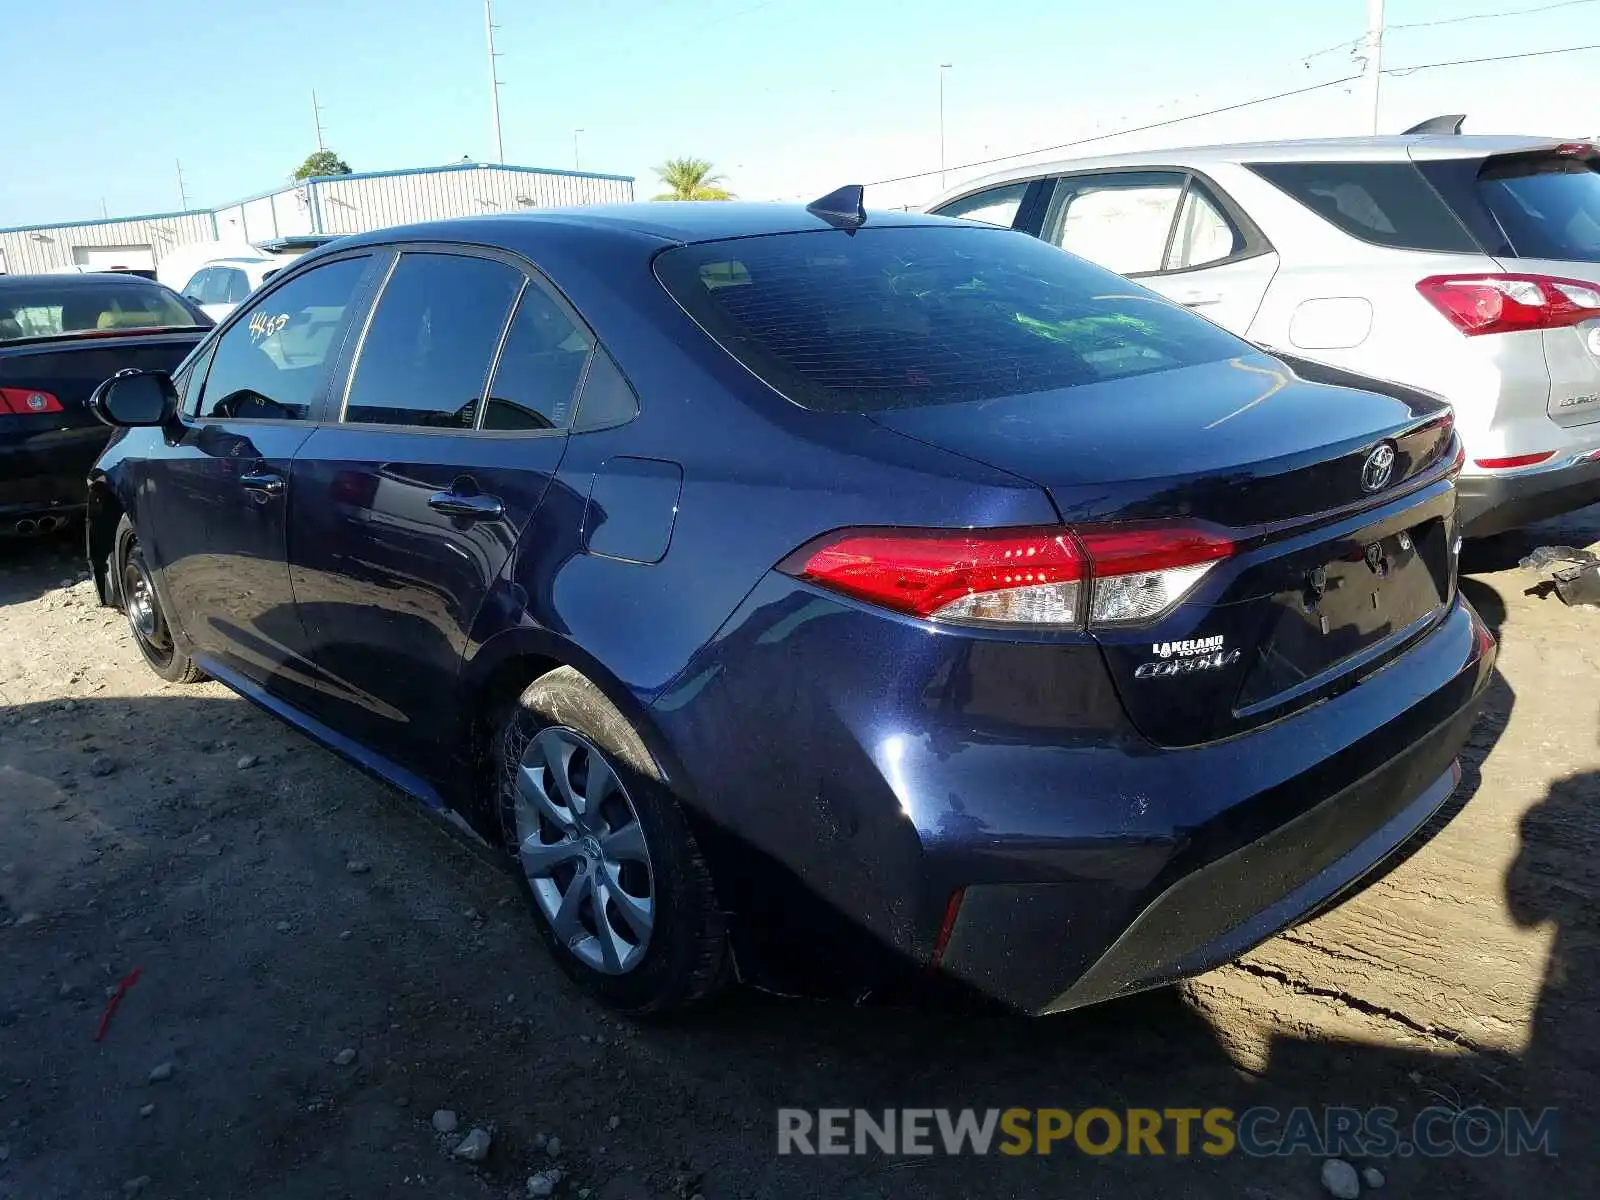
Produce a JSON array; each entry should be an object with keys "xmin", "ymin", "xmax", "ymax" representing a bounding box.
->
[
  {"xmin": 240, "ymin": 471, "xmax": 285, "ymax": 495},
  {"xmin": 427, "ymin": 490, "xmax": 504, "ymax": 520},
  {"xmin": 1180, "ymin": 291, "xmax": 1223, "ymax": 308}
]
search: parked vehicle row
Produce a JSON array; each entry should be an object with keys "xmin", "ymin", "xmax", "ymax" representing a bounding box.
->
[
  {"xmin": 0, "ymin": 273, "xmax": 209, "ymax": 535},
  {"xmin": 928, "ymin": 123, "xmax": 1600, "ymax": 536},
  {"xmin": 85, "ymin": 194, "xmax": 1493, "ymax": 1016}
]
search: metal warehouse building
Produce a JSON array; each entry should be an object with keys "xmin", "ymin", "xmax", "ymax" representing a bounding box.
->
[{"xmin": 0, "ymin": 162, "xmax": 635, "ymax": 275}]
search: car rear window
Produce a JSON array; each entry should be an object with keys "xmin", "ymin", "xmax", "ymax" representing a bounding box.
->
[
  {"xmin": 1247, "ymin": 160, "xmax": 1479, "ymax": 253},
  {"xmin": 0, "ymin": 281, "xmax": 204, "ymax": 341},
  {"xmin": 653, "ymin": 225, "xmax": 1246, "ymax": 413},
  {"xmin": 1474, "ymin": 154, "xmax": 1600, "ymax": 261}
]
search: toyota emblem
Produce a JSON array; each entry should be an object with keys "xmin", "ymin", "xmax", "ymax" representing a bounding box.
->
[{"xmin": 1360, "ymin": 443, "xmax": 1396, "ymax": 492}]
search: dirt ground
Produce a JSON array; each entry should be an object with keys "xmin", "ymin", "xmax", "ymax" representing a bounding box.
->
[{"xmin": 1, "ymin": 509, "xmax": 1597, "ymax": 1200}]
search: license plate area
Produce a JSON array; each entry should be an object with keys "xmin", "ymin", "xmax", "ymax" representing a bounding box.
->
[{"xmin": 1234, "ymin": 518, "xmax": 1450, "ymax": 712}]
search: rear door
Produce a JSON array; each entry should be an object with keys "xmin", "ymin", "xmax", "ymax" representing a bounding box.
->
[
  {"xmin": 142, "ymin": 253, "xmax": 376, "ymax": 694},
  {"xmin": 1040, "ymin": 169, "xmax": 1279, "ymax": 335},
  {"xmin": 288, "ymin": 247, "xmax": 591, "ymax": 775}
]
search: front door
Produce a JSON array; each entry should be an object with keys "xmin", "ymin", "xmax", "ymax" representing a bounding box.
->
[
  {"xmin": 289, "ymin": 249, "xmax": 594, "ymax": 775},
  {"xmin": 145, "ymin": 253, "xmax": 376, "ymax": 697}
]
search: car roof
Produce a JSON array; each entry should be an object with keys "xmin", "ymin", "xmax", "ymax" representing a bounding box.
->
[
  {"xmin": 931, "ymin": 132, "xmax": 1570, "ymax": 204},
  {"xmin": 322, "ymin": 201, "xmax": 955, "ymax": 255},
  {"xmin": 0, "ymin": 272, "xmax": 156, "ymax": 290}
]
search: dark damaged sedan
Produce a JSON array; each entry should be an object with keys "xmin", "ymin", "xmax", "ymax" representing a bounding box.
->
[{"xmin": 83, "ymin": 194, "xmax": 1494, "ymax": 1015}]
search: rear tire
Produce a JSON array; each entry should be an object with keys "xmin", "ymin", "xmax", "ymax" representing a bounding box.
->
[
  {"xmin": 114, "ymin": 515, "xmax": 205, "ymax": 685},
  {"xmin": 497, "ymin": 666, "xmax": 729, "ymax": 1015}
]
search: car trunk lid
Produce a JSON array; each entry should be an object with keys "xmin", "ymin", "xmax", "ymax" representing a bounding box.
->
[
  {"xmin": 0, "ymin": 332, "xmax": 203, "ymax": 432},
  {"xmin": 869, "ymin": 355, "xmax": 1460, "ymax": 745}
]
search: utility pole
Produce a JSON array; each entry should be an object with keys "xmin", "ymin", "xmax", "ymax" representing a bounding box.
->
[
  {"xmin": 175, "ymin": 159, "xmax": 189, "ymax": 210},
  {"xmin": 485, "ymin": 0, "xmax": 505, "ymax": 162},
  {"xmin": 1360, "ymin": 0, "xmax": 1384, "ymax": 134},
  {"xmin": 312, "ymin": 89, "xmax": 327, "ymax": 152},
  {"xmin": 573, "ymin": 128, "xmax": 584, "ymax": 171},
  {"xmin": 938, "ymin": 63, "xmax": 953, "ymax": 190}
]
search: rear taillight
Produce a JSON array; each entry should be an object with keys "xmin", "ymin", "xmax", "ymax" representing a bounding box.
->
[
  {"xmin": 0, "ymin": 387, "xmax": 63, "ymax": 414},
  {"xmin": 1474, "ymin": 450, "xmax": 1557, "ymax": 470},
  {"xmin": 779, "ymin": 523, "xmax": 1233, "ymax": 629},
  {"xmin": 1417, "ymin": 273, "xmax": 1600, "ymax": 336}
]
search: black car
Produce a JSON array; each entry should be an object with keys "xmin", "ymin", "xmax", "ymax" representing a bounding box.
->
[
  {"xmin": 0, "ymin": 273, "xmax": 210, "ymax": 535},
  {"xmin": 86, "ymin": 199, "xmax": 1493, "ymax": 1015}
]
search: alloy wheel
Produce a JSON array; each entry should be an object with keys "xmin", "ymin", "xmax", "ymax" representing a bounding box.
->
[
  {"xmin": 122, "ymin": 548, "xmax": 173, "ymax": 664},
  {"xmin": 513, "ymin": 726, "xmax": 656, "ymax": 975}
]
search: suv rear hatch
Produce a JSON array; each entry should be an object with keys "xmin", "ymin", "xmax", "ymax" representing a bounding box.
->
[{"xmin": 1415, "ymin": 143, "xmax": 1600, "ymax": 432}]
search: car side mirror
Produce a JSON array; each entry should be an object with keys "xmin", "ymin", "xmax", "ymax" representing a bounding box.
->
[{"xmin": 90, "ymin": 369, "xmax": 179, "ymax": 428}]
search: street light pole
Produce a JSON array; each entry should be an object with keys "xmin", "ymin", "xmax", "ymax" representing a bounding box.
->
[
  {"xmin": 938, "ymin": 63, "xmax": 953, "ymax": 190},
  {"xmin": 574, "ymin": 128, "xmax": 584, "ymax": 171}
]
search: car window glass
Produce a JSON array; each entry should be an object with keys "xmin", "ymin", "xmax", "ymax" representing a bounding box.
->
[
  {"xmin": 223, "ymin": 269, "xmax": 251, "ymax": 304},
  {"xmin": 1167, "ymin": 185, "xmax": 1242, "ymax": 269},
  {"xmin": 654, "ymin": 224, "xmax": 1246, "ymax": 413},
  {"xmin": 572, "ymin": 346, "xmax": 639, "ymax": 431},
  {"xmin": 1248, "ymin": 161, "xmax": 1479, "ymax": 253},
  {"xmin": 194, "ymin": 256, "xmax": 368, "ymax": 422},
  {"xmin": 181, "ymin": 269, "xmax": 210, "ymax": 302},
  {"xmin": 481, "ymin": 281, "xmax": 595, "ymax": 431},
  {"xmin": 933, "ymin": 182, "xmax": 1029, "ymax": 228},
  {"xmin": 1052, "ymin": 174, "xmax": 1184, "ymax": 275},
  {"xmin": 1476, "ymin": 156, "xmax": 1600, "ymax": 261},
  {"xmin": 201, "ymin": 269, "xmax": 233, "ymax": 307},
  {"xmin": 343, "ymin": 252, "xmax": 523, "ymax": 429}
]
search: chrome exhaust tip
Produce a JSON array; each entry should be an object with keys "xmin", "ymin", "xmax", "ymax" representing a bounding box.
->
[{"xmin": 14, "ymin": 518, "xmax": 37, "ymax": 535}]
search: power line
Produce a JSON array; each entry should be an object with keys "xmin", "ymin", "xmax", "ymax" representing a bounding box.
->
[
  {"xmin": 1385, "ymin": 40, "xmax": 1600, "ymax": 75},
  {"xmin": 864, "ymin": 75, "xmax": 1359, "ymax": 188},
  {"xmin": 871, "ymin": 39, "xmax": 1600, "ymax": 191},
  {"xmin": 1390, "ymin": 0, "xmax": 1600, "ymax": 31}
]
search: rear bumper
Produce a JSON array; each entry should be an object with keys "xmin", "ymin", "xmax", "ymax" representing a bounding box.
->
[
  {"xmin": 0, "ymin": 426, "xmax": 106, "ymax": 528},
  {"xmin": 654, "ymin": 573, "xmax": 1496, "ymax": 1013},
  {"xmin": 1458, "ymin": 455, "xmax": 1600, "ymax": 538}
]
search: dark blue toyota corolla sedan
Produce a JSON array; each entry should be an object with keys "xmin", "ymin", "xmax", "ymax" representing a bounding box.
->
[{"xmin": 84, "ymin": 194, "xmax": 1495, "ymax": 1016}]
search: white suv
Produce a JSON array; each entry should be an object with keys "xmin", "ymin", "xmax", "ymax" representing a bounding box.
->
[{"xmin": 927, "ymin": 127, "xmax": 1600, "ymax": 536}]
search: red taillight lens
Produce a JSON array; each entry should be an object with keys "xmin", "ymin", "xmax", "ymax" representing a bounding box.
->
[
  {"xmin": 1474, "ymin": 450, "xmax": 1557, "ymax": 470},
  {"xmin": 0, "ymin": 387, "xmax": 63, "ymax": 414},
  {"xmin": 781, "ymin": 523, "xmax": 1233, "ymax": 628},
  {"xmin": 1417, "ymin": 273, "xmax": 1600, "ymax": 336}
]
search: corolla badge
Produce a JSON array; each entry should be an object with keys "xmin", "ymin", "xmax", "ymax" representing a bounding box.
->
[
  {"xmin": 1137, "ymin": 636, "xmax": 1242, "ymax": 678},
  {"xmin": 1361, "ymin": 443, "xmax": 1397, "ymax": 493}
]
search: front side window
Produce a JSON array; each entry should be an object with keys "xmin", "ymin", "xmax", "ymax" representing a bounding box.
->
[
  {"xmin": 1248, "ymin": 160, "xmax": 1479, "ymax": 253},
  {"xmin": 1049, "ymin": 172, "xmax": 1186, "ymax": 275},
  {"xmin": 181, "ymin": 269, "xmax": 211, "ymax": 302},
  {"xmin": 481, "ymin": 281, "xmax": 595, "ymax": 431},
  {"xmin": 193, "ymin": 255, "xmax": 369, "ymax": 421},
  {"xmin": 932, "ymin": 182, "xmax": 1029, "ymax": 228},
  {"xmin": 655, "ymin": 224, "xmax": 1245, "ymax": 413},
  {"xmin": 222, "ymin": 269, "xmax": 251, "ymax": 304}
]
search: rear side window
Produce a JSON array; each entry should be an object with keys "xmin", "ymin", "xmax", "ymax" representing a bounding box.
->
[
  {"xmin": 1050, "ymin": 172, "xmax": 1186, "ymax": 275},
  {"xmin": 1476, "ymin": 156, "xmax": 1600, "ymax": 261},
  {"xmin": 481, "ymin": 281, "xmax": 594, "ymax": 431},
  {"xmin": 343, "ymin": 253, "xmax": 523, "ymax": 429},
  {"xmin": 1248, "ymin": 161, "xmax": 1479, "ymax": 253},
  {"xmin": 654, "ymin": 225, "xmax": 1246, "ymax": 413}
]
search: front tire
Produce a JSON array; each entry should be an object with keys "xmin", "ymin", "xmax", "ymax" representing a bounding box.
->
[
  {"xmin": 497, "ymin": 666, "xmax": 728, "ymax": 1015},
  {"xmin": 114, "ymin": 515, "xmax": 204, "ymax": 685}
]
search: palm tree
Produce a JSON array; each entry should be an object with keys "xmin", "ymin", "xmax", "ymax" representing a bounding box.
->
[{"xmin": 652, "ymin": 158, "xmax": 734, "ymax": 201}]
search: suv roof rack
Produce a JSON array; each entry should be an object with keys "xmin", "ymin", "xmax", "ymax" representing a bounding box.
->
[{"xmin": 1402, "ymin": 114, "xmax": 1467, "ymax": 136}]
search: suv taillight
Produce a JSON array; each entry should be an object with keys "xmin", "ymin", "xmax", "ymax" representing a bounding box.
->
[
  {"xmin": 1417, "ymin": 273, "xmax": 1600, "ymax": 336},
  {"xmin": 778, "ymin": 523, "xmax": 1233, "ymax": 629}
]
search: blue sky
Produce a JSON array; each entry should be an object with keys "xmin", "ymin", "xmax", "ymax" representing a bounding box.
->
[{"xmin": 3, "ymin": 0, "xmax": 1598, "ymax": 226}]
